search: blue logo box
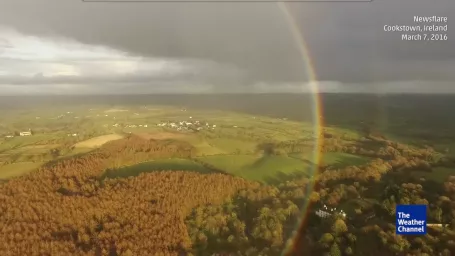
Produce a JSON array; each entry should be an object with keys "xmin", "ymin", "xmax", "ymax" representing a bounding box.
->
[{"xmin": 396, "ymin": 205, "xmax": 427, "ymax": 235}]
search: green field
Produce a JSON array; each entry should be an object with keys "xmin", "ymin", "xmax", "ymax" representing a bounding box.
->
[
  {"xmin": 0, "ymin": 105, "xmax": 382, "ymax": 183},
  {"xmin": 196, "ymin": 154, "xmax": 314, "ymax": 183},
  {"xmin": 205, "ymin": 137, "xmax": 257, "ymax": 154},
  {"xmin": 321, "ymin": 152, "xmax": 370, "ymax": 168},
  {"xmin": 103, "ymin": 158, "xmax": 214, "ymax": 179},
  {"xmin": 179, "ymin": 136, "xmax": 225, "ymax": 156}
]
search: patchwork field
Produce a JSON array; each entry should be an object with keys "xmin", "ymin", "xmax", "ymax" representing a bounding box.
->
[
  {"xmin": 1, "ymin": 101, "xmax": 448, "ymax": 187},
  {"xmin": 0, "ymin": 103, "xmax": 410, "ymax": 184},
  {"xmin": 1, "ymin": 94, "xmax": 454, "ymax": 255}
]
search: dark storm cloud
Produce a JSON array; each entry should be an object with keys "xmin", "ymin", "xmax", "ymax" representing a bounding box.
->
[
  {"xmin": 0, "ymin": 0, "xmax": 454, "ymax": 93},
  {"xmin": 290, "ymin": 0, "xmax": 455, "ymax": 83},
  {"xmin": 0, "ymin": 68, "xmax": 242, "ymax": 86}
]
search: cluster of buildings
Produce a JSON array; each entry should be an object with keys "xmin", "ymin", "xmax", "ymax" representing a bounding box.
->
[
  {"xmin": 157, "ymin": 118, "xmax": 216, "ymax": 132},
  {"xmin": 315, "ymin": 204, "xmax": 347, "ymax": 219},
  {"xmin": 4, "ymin": 130, "xmax": 32, "ymax": 138},
  {"xmin": 111, "ymin": 123, "xmax": 148, "ymax": 128}
]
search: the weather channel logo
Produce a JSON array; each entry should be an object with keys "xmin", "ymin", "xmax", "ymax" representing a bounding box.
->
[{"xmin": 396, "ymin": 205, "xmax": 427, "ymax": 235}]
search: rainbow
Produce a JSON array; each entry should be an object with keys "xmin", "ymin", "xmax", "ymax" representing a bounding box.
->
[{"xmin": 277, "ymin": 2, "xmax": 324, "ymax": 255}]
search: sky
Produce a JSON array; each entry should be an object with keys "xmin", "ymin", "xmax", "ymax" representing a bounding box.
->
[{"xmin": 0, "ymin": 0, "xmax": 454, "ymax": 94}]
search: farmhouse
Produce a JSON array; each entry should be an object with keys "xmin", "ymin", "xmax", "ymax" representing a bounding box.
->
[{"xmin": 19, "ymin": 131, "xmax": 32, "ymax": 136}]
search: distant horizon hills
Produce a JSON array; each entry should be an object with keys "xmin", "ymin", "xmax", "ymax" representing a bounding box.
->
[
  {"xmin": 1, "ymin": 93, "xmax": 453, "ymax": 114},
  {"xmin": 1, "ymin": 93, "xmax": 454, "ymax": 134}
]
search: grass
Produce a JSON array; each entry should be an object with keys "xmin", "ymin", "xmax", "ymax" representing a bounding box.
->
[
  {"xmin": 322, "ymin": 152, "xmax": 370, "ymax": 168},
  {"xmin": 0, "ymin": 162, "xmax": 42, "ymax": 179},
  {"xmin": 181, "ymin": 136, "xmax": 225, "ymax": 156},
  {"xmin": 205, "ymin": 138, "xmax": 257, "ymax": 154},
  {"xmin": 103, "ymin": 158, "xmax": 214, "ymax": 179},
  {"xmin": 197, "ymin": 155, "xmax": 256, "ymax": 172},
  {"xmin": 196, "ymin": 154, "xmax": 314, "ymax": 183}
]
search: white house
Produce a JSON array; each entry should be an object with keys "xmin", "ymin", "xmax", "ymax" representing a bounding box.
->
[
  {"xmin": 20, "ymin": 131, "xmax": 32, "ymax": 136},
  {"xmin": 316, "ymin": 205, "xmax": 347, "ymax": 219},
  {"xmin": 315, "ymin": 210, "xmax": 332, "ymax": 218}
]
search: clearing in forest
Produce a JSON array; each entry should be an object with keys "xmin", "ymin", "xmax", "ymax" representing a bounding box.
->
[
  {"xmin": 74, "ymin": 134, "xmax": 124, "ymax": 148},
  {"xmin": 196, "ymin": 154, "xmax": 313, "ymax": 183}
]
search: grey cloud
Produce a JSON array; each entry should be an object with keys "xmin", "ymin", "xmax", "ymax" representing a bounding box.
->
[
  {"xmin": 0, "ymin": 72, "xmax": 232, "ymax": 85},
  {"xmin": 0, "ymin": 0, "xmax": 454, "ymax": 93},
  {"xmin": 0, "ymin": 38, "xmax": 12, "ymax": 56},
  {"xmin": 0, "ymin": 38, "xmax": 12, "ymax": 48}
]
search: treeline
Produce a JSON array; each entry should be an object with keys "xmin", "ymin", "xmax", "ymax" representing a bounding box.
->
[
  {"xmin": 322, "ymin": 136, "xmax": 437, "ymax": 161},
  {"xmin": 99, "ymin": 135, "xmax": 197, "ymax": 169},
  {"xmin": 41, "ymin": 135, "xmax": 197, "ymax": 196},
  {"xmin": 256, "ymin": 136, "xmax": 439, "ymax": 168}
]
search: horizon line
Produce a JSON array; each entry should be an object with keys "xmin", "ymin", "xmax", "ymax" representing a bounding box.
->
[{"xmin": 0, "ymin": 92, "xmax": 455, "ymax": 96}]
